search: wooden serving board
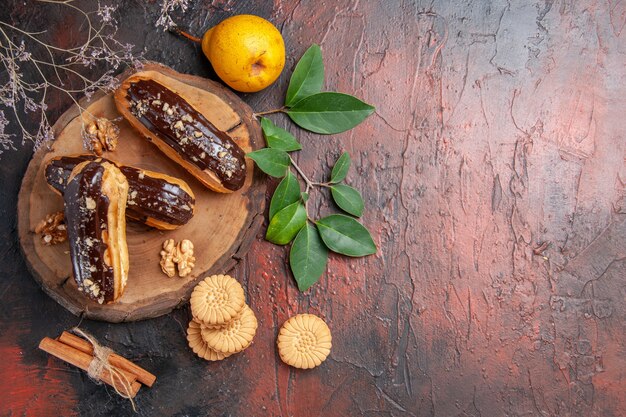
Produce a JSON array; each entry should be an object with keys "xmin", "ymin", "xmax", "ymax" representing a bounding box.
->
[{"xmin": 17, "ymin": 62, "xmax": 265, "ymax": 322}]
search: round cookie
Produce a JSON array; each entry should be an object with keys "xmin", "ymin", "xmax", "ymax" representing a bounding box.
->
[
  {"xmin": 186, "ymin": 319, "xmax": 231, "ymax": 361},
  {"xmin": 277, "ymin": 314, "xmax": 332, "ymax": 369},
  {"xmin": 201, "ymin": 305, "xmax": 258, "ymax": 354},
  {"xmin": 194, "ymin": 307, "xmax": 244, "ymax": 329},
  {"xmin": 190, "ymin": 274, "xmax": 245, "ymax": 326}
]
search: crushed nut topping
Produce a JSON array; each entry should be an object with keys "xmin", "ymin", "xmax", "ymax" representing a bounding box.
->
[
  {"xmin": 85, "ymin": 197, "xmax": 96, "ymax": 210},
  {"xmin": 35, "ymin": 211, "xmax": 67, "ymax": 246},
  {"xmin": 174, "ymin": 120, "xmax": 184, "ymax": 130},
  {"xmin": 80, "ymin": 277, "xmax": 102, "ymax": 302},
  {"xmin": 217, "ymin": 151, "xmax": 241, "ymax": 179},
  {"xmin": 131, "ymin": 99, "xmax": 149, "ymax": 118},
  {"xmin": 127, "ymin": 190, "xmax": 138, "ymax": 206},
  {"xmin": 84, "ymin": 118, "xmax": 119, "ymax": 156}
]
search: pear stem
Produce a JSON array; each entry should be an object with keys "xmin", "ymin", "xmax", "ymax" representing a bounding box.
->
[{"xmin": 170, "ymin": 26, "xmax": 202, "ymax": 44}]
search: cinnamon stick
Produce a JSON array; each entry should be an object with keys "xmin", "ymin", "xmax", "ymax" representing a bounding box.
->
[
  {"xmin": 39, "ymin": 337, "xmax": 140, "ymax": 398},
  {"xmin": 130, "ymin": 381, "xmax": 142, "ymax": 397},
  {"xmin": 58, "ymin": 331, "xmax": 156, "ymax": 387}
]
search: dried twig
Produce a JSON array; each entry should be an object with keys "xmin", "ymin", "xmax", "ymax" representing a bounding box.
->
[
  {"xmin": 155, "ymin": 0, "xmax": 191, "ymax": 31},
  {"xmin": 0, "ymin": 0, "xmax": 143, "ymax": 153}
]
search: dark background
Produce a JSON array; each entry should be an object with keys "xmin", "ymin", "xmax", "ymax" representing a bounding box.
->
[{"xmin": 1, "ymin": 0, "xmax": 624, "ymax": 416}]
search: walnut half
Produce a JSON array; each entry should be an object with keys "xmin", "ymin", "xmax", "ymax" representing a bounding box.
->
[
  {"xmin": 159, "ymin": 239, "xmax": 177, "ymax": 278},
  {"xmin": 34, "ymin": 211, "xmax": 67, "ymax": 245},
  {"xmin": 173, "ymin": 239, "xmax": 195, "ymax": 277},
  {"xmin": 159, "ymin": 238, "xmax": 195, "ymax": 278},
  {"xmin": 84, "ymin": 118, "xmax": 119, "ymax": 156}
]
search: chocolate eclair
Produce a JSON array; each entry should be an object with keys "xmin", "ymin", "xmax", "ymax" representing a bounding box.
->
[
  {"xmin": 46, "ymin": 154, "xmax": 195, "ymax": 230},
  {"xmin": 114, "ymin": 71, "xmax": 246, "ymax": 193},
  {"xmin": 64, "ymin": 160, "xmax": 129, "ymax": 304}
]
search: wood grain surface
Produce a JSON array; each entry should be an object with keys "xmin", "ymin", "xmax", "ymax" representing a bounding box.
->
[
  {"xmin": 0, "ymin": 0, "xmax": 624, "ymax": 416},
  {"xmin": 17, "ymin": 62, "xmax": 265, "ymax": 322}
]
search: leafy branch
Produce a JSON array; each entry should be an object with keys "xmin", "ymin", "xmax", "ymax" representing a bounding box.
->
[
  {"xmin": 252, "ymin": 44, "xmax": 374, "ymax": 134},
  {"xmin": 248, "ymin": 44, "xmax": 376, "ymax": 291}
]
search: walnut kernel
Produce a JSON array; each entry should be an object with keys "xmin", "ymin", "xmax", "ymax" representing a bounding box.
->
[
  {"xmin": 159, "ymin": 239, "xmax": 177, "ymax": 278},
  {"xmin": 173, "ymin": 239, "xmax": 195, "ymax": 277},
  {"xmin": 159, "ymin": 238, "xmax": 195, "ymax": 278},
  {"xmin": 84, "ymin": 118, "xmax": 119, "ymax": 156}
]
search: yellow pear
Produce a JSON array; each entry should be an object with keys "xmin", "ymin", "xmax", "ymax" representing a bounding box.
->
[{"xmin": 178, "ymin": 15, "xmax": 285, "ymax": 93}]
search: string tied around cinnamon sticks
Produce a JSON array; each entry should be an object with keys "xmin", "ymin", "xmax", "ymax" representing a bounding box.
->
[
  {"xmin": 39, "ymin": 329, "xmax": 156, "ymax": 412},
  {"xmin": 70, "ymin": 327, "xmax": 137, "ymax": 412}
]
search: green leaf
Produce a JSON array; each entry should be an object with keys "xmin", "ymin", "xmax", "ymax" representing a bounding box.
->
[
  {"xmin": 261, "ymin": 117, "xmax": 302, "ymax": 152},
  {"xmin": 269, "ymin": 172, "xmax": 300, "ymax": 219},
  {"xmin": 300, "ymin": 192, "xmax": 309, "ymax": 203},
  {"xmin": 330, "ymin": 152, "xmax": 350, "ymax": 183},
  {"xmin": 290, "ymin": 224, "xmax": 329, "ymax": 291},
  {"xmin": 331, "ymin": 184, "xmax": 364, "ymax": 217},
  {"xmin": 285, "ymin": 44, "xmax": 324, "ymax": 107},
  {"xmin": 266, "ymin": 202, "xmax": 307, "ymax": 245},
  {"xmin": 316, "ymin": 214, "xmax": 376, "ymax": 257},
  {"xmin": 247, "ymin": 148, "xmax": 290, "ymax": 177},
  {"xmin": 286, "ymin": 92, "xmax": 375, "ymax": 134}
]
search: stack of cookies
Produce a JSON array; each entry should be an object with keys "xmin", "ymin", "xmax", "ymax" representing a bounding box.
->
[{"xmin": 186, "ymin": 274, "xmax": 258, "ymax": 361}]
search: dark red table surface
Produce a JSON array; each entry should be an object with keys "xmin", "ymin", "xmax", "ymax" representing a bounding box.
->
[{"xmin": 1, "ymin": 0, "xmax": 624, "ymax": 416}]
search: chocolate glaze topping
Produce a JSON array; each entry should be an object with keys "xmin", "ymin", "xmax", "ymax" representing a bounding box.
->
[
  {"xmin": 125, "ymin": 79, "xmax": 246, "ymax": 191},
  {"xmin": 46, "ymin": 155, "xmax": 93, "ymax": 194},
  {"xmin": 121, "ymin": 166, "xmax": 193, "ymax": 226},
  {"xmin": 46, "ymin": 155, "xmax": 195, "ymax": 226},
  {"xmin": 64, "ymin": 162, "xmax": 115, "ymax": 303}
]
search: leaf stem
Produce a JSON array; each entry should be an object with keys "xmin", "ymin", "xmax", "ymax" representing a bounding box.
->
[
  {"xmin": 289, "ymin": 156, "xmax": 314, "ymax": 189},
  {"xmin": 289, "ymin": 155, "xmax": 314, "ymax": 192},
  {"xmin": 289, "ymin": 155, "xmax": 315, "ymax": 218},
  {"xmin": 289, "ymin": 156, "xmax": 333, "ymax": 221},
  {"xmin": 253, "ymin": 106, "xmax": 286, "ymax": 118},
  {"xmin": 312, "ymin": 181, "xmax": 331, "ymax": 188}
]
